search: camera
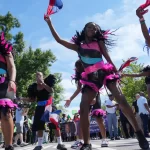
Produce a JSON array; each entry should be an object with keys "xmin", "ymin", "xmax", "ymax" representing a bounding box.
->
[
  {"xmin": 18, "ymin": 103, "xmax": 30, "ymax": 108},
  {"xmin": 13, "ymin": 97, "xmax": 30, "ymax": 108}
]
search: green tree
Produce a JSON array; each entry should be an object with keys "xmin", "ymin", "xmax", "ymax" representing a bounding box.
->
[
  {"xmin": 0, "ymin": 12, "xmax": 64, "ymax": 106},
  {"xmin": 121, "ymin": 62, "xmax": 147, "ymax": 104},
  {"xmin": 15, "ymin": 46, "xmax": 57, "ymax": 96}
]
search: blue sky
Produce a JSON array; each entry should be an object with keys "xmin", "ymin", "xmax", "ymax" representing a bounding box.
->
[{"xmin": 1, "ymin": 0, "xmax": 150, "ymax": 117}]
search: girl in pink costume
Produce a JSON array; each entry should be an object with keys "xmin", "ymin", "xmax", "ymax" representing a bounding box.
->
[
  {"xmin": 44, "ymin": 16, "xmax": 149, "ymax": 150},
  {"xmin": 65, "ymin": 60, "xmax": 108, "ymax": 148},
  {"xmin": 0, "ymin": 32, "xmax": 17, "ymax": 150}
]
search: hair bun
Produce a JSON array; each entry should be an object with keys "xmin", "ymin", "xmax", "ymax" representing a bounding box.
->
[
  {"xmin": 44, "ymin": 74, "xmax": 56, "ymax": 87},
  {"xmin": 142, "ymin": 65, "xmax": 150, "ymax": 72}
]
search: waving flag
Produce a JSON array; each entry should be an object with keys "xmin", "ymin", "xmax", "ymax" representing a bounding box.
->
[
  {"xmin": 140, "ymin": 0, "xmax": 150, "ymax": 15},
  {"xmin": 119, "ymin": 57, "xmax": 138, "ymax": 72},
  {"xmin": 41, "ymin": 97, "xmax": 61, "ymax": 130},
  {"xmin": 44, "ymin": 0, "xmax": 63, "ymax": 19}
]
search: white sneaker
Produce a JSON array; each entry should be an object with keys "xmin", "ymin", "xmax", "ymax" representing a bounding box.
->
[
  {"xmin": 71, "ymin": 141, "xmax": 83, "ymax": 149},
  {"xmin": 101, "ymin": 139, "xmax": 108, "ymax": 147},
  {"xmin": 20, "ymin": 142, "xmax": 28, "ymax": 147}
]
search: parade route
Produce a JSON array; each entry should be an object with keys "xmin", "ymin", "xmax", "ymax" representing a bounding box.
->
[{"xmin": 4, "ymin": 138, "xmax": 150, "ymax": 150}]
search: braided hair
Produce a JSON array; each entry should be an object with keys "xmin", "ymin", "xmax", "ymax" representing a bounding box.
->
[
  {"xmin": 71, "ymin": 22, "xmax": 115, "ymax": 49},
  {"xmin": 44, "ymin": 74, "xmax": 57, "ymax": 87},
  {"xmin": 27, "ymin": 74, "xmax": 56, "ymax": 98},
  {"xmin": 141, "ymin": 65, "xmax": 150, "ymax": 72},
  {"xmin": 72, "ymin": 60, "xmax": 84, "ymax": 84}
]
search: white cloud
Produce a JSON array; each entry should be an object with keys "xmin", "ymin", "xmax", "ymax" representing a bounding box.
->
[
  {"xmin": 69, "ymin": 0, "xmax": 150, "ymax": 64},
  {"xmin": 39, "ymin": 39, "xmax": 79, "ymax": 103},
  {"xmin": 39, "ymin": 38, "xmax": 78, "ymax": 63},
  {"xmin": 60, "ymin": 79, "xmax": 76, "ymax": 94}
]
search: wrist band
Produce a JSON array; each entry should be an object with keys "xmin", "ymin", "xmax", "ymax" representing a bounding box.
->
[
  {"xmin": 139, "ymin": 17, "xmax": 145, "ymax": 22},
  {"xmin": 140, "ymin": 21, "xmax": 145, "ymax": 25},
  {"xmin": 9, "ymin": 80, "xmax": 16, "ymax": 84}
]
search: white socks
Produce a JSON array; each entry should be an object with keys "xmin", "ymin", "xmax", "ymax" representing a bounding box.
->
[
  {"xmin": 38, "ymin": 137, "xmax": 43, "ymax": 146},
  {"xmin": 57, "ymin": 137, "xmax": 63, "ymax": 144},
  {"xmin": 78, "ymin": 139, "xmax": 84, "ymax": 143}
]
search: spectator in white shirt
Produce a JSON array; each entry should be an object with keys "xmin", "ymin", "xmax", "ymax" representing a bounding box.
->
[
  {"xmin": 13, "ymin": 105, "xmax": 28, "ymax": 147},
  {"xmin": 132, "ymin": 95, "xmax": 143, "ymax": 133},
  {"xmin": 105, "ymin": 94, "xmax": 120, "ymax": 140},
  {"xmin": 136, "ymin": 93, "xmax": 150, "ymax": 137}
]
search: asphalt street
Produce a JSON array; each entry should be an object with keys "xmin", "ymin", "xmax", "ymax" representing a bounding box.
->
[{"xmin": 3, "ymin": 138, "xmax": 150, "ymax": 150}]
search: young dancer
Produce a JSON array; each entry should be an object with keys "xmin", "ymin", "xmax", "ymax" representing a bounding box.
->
[
  {"xmin": 44, "ymin": 16, "xmax": 149, "ymax": 150},
  {"xmin": 22, "ymin": 72, "xmax": 67, "ymax": 150},
  {"xmin": 0, "ymin": 32, "xmax": 17, "ymax": 150},
  {"xmin": 122, "ymin": 65, "xmax": 150, "ymax": 99},
  {"xmin": 65, "ymin": 60, "xmax": 108, "ymax": 148},
  {"xmin": 136, "ymin": 6, "xmax": 150, "ymax": 50},
  {"xmin": 123, "ymin": 7, "xmax": 150, "ymax": 99}
]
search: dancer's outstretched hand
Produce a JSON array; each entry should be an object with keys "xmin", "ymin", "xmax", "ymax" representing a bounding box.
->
[
  {"xmin": 136, "ymin": 7, "xmax": 144, "ymax": 19},
  {"xmin": 119, "ymin": 73, "xmax": 127, "ymax": 78},
  {"xmin": 8, "ymin": 81, "xmax": 16, "ymax": 92},
  {"xmin": 44, "ymin": 15, "xmax": 51, "ymax": 23},
  {"xmin": 64, "ymin": 99, "xmax": 71, "ymax": 108}
]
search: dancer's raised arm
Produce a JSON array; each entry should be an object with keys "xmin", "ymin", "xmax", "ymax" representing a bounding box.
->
[
  {"xmin": 44, "ymin": 15, "xmax": 78, "ymax": 51},
  {"xmin": 123, "ymin": 72, "xmax": 149, "ymax": 77},
  {"xmin": 64, "ymin": 83, "xmax": 82, "ymax": 108},
  {"xmin": 136, "ymin": 7, "xmax": 150, "ymax": 46}
]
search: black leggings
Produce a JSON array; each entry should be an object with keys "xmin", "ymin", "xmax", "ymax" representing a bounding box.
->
[
  {"xmin": 0, "ymin": 79, "xmax": 13, "ymax": 118},
  {"xmin": 93, "ymin": 94, "xmax": 101, "ymax": 110}
]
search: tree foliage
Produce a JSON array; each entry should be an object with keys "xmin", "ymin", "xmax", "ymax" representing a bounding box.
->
[{"xmin": 121, "ymin": 62, "xmax": 147, "ymax": 104}]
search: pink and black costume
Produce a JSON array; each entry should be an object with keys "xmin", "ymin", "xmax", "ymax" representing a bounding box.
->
[
  {"xmin": 72, "ymin": 62, "xmax": 106, "ymax": 118},
  {"xmin": 0, "ymin": 32, "xmax": 17, "ymax": 116},
  {"xmin": 77, "ymin": 41, "xmax": 119, "ymax": 92},
  {"xmin": 90, "ymin": 94, "xmax": 106, "ymax": 118}
]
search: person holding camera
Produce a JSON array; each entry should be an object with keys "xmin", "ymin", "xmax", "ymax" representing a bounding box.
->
[{"xmin": 13, "ymin": 106, "xmax": 28, "ymax": 147}]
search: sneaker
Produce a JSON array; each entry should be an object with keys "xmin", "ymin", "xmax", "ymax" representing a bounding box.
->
[
  {"xmin": 13, "ymin": 143, "xmax": 19, "ymax": 147},
  {"xmin": 33, "ymin": 146, "xmax": 43, "ymax": 150},
  {"xmin": 57, "ymin": 144, "xmax": 67, "ymax": 150},
  {"xmin": 135, "ymin": 130, "xmax": 149, "ymax": 150},
  {"xmin": 5, "ymin": 145, "xmax": 14, "ymax": 150},
  {"xmin": 20, "ymin": 142, "xmax": 28, "ymax": 147},
  {"xmin": 101, "ymin": 139, "xmax": 108, "ymax": 147},
  {"xmin": 71, "ymin": 141, "xmax": 83, "ymax": 149},
  {"xmin": 80, "ymin": 144, "xmax": 92, "ymax": 150},
  {"xmin": 115, "ymin": 136, "xmax": 120, "ymax": 140},
  {"xmin": 111, "ymin": 137, "xmax": 114, "ymax": 140}
]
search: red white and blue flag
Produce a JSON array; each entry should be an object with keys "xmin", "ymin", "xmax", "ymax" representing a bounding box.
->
[
  {"xmin": 140, "ymin": 0, "xmax": 150, "ymax": 15},
  {"xmin": 44, "ymin": 0, "xmax": 63, "ymax": 19},
  {"xmin": 119, "ymin": 57, "xmax": 138, "ymax": 72},
  {"xmin": 41, "ymin": 97, "xmax": 61, "ymax": 130}
]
